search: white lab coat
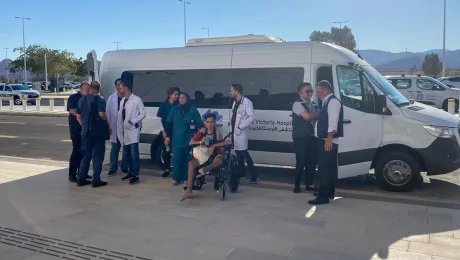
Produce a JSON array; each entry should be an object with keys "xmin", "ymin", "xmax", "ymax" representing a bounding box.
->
[
  {"xmin": 106, "ymin": 92, "xmax": 121, "ymax": 143},
  {"xmin": 117, "ymin": 94, "xmax": 146, "ymax": 146},
  {"xmin": 231, "ymin": 97, "xmax": 255, "ymax": 150}
]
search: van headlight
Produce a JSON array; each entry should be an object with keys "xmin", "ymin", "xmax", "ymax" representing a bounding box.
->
[{"xmin": 423, "ymin": 125, "xmax": 455, "ymax": 138}]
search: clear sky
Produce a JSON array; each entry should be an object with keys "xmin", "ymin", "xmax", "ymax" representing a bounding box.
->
[{"xmin": 1, "ymin": 0, "xmax": 459, "ymax": 60}]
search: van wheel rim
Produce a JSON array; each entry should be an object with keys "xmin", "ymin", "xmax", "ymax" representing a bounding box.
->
[
  {"xmin": 14, "ymin": 99, "xmax": 21, "ymax": 105},
  {"xmin": 383, "ymin": 160, "xmax": 412, "ymax": 186}
]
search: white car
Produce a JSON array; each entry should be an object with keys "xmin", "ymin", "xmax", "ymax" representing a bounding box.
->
[
  {"xmin": 385, "ymin": 75, "xmax": 460, "ymax": 111},
  {"xmin": 3, "ymin": 84, "xmax": 40, "ymax": 105},
  {"xmin": 0, "ymin": 83, "xmax": 30, "ymax": 105},
  {"xmin": 439, "ymin": 76, "xmax": 460, "ymax": 89}
]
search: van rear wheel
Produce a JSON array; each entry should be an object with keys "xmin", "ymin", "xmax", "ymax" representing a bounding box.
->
[{"xmin": 375, "ymin": 151, "xmax": 420, "ymax": 192}]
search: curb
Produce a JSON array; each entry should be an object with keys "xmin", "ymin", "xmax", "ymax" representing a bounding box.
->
[{"xmin": 0, "ymin": 111, "xmax": 67, "ymax": 117}]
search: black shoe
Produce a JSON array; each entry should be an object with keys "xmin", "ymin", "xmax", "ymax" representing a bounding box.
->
[
  {"xmin": 249, "ymin": 178, "xmax": 258, "ymax": 184},
  {"xmin": 160, "ymin": 171, "xmax": 170, "ymax": 178},
  {"xmin": 293, "ymin": 186, "xmax": 301, "ymax": 193},
  {"xmin": 76, "ymin": 179, "xmax": 92, "ymax": 187},
  {"xmin": 313, "ymin": 192, "xmax": 335, "ymax": 199},
  {"xmin": 85, "ymin": 175, "xmax": 92, "ymax": 180},
  {"xmin": 69, "ymin": 175, "xmax": 78, "ymax": 183},
  {"xmin": 108, "ymin": 171, "xmax": 117, "ymax": 177},
  {"xmin": 122, "ymin": 169, "xmax": 129, "ymax": 174},
  {"xmin": 129, "ymin": 177, "xmax": 140, "ymax": 185},
  {"xmin": 305, "ymin": 185, "xmax": 317, "ymax": 191},
  {"xmin": 92, "ymin": 181, "xmax": 108, "ymax": 188},
  {"xmin": 239, "ymin": 175, "xmax": 247, "ymax": 180},
  {"xmin": 122, "ymin": 173, "xmax": 133, "ymax": 181},
  {"xmin": 308, "ymin": 197, "xmax": 329, "ymax": 205}
]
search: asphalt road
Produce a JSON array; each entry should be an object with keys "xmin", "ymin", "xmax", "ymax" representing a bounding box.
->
[{"xmin": 0, "ymin": 114, "xmax": 459, "ymax": 205}]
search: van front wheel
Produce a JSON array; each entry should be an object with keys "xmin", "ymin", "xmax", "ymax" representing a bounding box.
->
[{"xmin": 375, "ymin": 151, "xmax": 420, "ymax": 192}]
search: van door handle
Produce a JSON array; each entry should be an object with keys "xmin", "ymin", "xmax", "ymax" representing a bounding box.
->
[{"xmin": 344, "ymin": 119, "xmax": 352, "ymax": 124}]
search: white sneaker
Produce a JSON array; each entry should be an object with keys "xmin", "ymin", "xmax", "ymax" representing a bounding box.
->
[{"xmin": 172, "ymin": 180, "xmax": 179, "ymax": 186}]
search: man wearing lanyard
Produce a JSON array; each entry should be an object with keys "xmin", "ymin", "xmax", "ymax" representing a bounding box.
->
[
  {"xmin": 106, "ymin": 78, "xmax": 128, "ymax": 176},
  {"xmin": 230, "ymin": 84, "xmax": 257, "ymax": 183},
  {"xmin": 117, "ymin": 81, "xmax": 146, "ymax": 185},
  {"xmin": 309, "ymin": 80, "xmax": 343, "ymax": 205},
  {"xmin": 291, "ymin": 82, "xmax": 319, "ymax": 193}
]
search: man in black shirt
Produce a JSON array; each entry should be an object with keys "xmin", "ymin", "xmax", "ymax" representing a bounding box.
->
[{"xmin": 67, "ymin": 82, "xmax": 89, "ymax": 182}]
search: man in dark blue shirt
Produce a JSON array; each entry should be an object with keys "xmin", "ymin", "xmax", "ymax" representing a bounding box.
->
[
  {"xmin": 67, "ymin": 82, "xmax": 89, "ymax": 182},
  {"xmin": 76, "ymin": 81, "xmax": 109, "ymax": 188}
]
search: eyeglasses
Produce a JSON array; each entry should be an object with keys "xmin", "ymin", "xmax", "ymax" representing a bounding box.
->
[{"xmin": 306, "ymin": 90, "xmax": 313, "ymax": 94}]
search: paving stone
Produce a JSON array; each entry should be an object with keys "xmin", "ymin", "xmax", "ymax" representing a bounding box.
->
[
  {"xmin": 429, "ymin": 235, "xmax": 460, "ymax": 248},
  {"xmin": 191, "ymin": 241, "xmax": 236, "ymax": 258},
  {"xmin": 432, "ymin": 256, "xmax": 460, "ymax": 260},
  {"xmin": 0, "ymin": 243, "xmax": 35, "ymax": 260},
  {"xmin": 409, "ymin": 241, "xmax": 460, "ymax": 259},
  {"xmin": 430, "ymin": 231, "xmax": 455, "ymax": 238},
  {"xmin": 403, "ymin": 234, "xmax": 430, "ymax": 243},
  {"xmin": 154, "ymin": 249, "xmax": 226, "ymax": 260},
  {"xmin": 20, "ymin": 253, "xmax": 60, "ymax": 260},
  {"xmin": 378, "ymin": 248, "xmax": 432, "ymax": 260},
  {"xmin": 287, "ymin": 245, "xmax": 341, "ymax": 260}
]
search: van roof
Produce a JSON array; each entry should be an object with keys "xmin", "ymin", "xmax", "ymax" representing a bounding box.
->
[{"xmin": 186, "ymin": 35, "xmax": 286, "ymax": 47}]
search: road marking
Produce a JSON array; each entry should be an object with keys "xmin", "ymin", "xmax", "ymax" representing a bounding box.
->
[
  {"xmin": 56, "ymin": 124, "xmax": 68, "ymax": 127},
  {"xmin": 0, "ymin": 122, "xmax": 26, "ymax": 125},
  {"xmin": 61, "ymin": 140, "xmax": 72, "ymax": 142},
  {"xmin": 0, "ymin": 135, "xmax": 18, "ymax": 139},
  {"xmin": 305, "ymin": 206, "xmax": 316, "ymax": 218}
]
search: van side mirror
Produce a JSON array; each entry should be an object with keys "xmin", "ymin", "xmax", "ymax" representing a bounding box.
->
[{"xmin": 376, "ymin": 94, "xmax": 389, "ymax": 114}]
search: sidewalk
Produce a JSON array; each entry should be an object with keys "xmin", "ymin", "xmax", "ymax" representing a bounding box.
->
[
  {"xmin": 0, "ymin": 106, "xmax": 67, "ymax": 117},
  {"xmin": 0, "ymin": 156, "xmax": 459, "ymax": 260}
]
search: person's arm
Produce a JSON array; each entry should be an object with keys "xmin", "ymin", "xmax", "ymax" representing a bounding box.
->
[
  {"xmin": 106, "ymin": 95, "xmax": 113, "ymax": 124},
  {"xmin": 324, "ymin": 99, "xmax": 341, "ymax": 151},
  {"xmin": 237, "ymin": 100, "xmax": 255, "ymax": 130},
  {"xmin": 193, "ymin": 108, "xmax": 204, "ymax": 129},
  {"xmin": 67, "ymin": 95, "xmax": 78, "ymax": 117},
  {"xmin": 293, "ymin": 101, "xmax": 317, "ymax": 121},
  {"xmin": 76, "ymin": 98, "xmax": 83, "ymax": 125},
  {"xmin": 189, "ymin": 129, "xmax": 206, "ymax": 146},
  {"xmin": 98, "ymin": 96, "xmax": 107, "ymax": 121},
  {"xmin": 130, "ymin": 98, "xmax": 146, "ymax": 125}
]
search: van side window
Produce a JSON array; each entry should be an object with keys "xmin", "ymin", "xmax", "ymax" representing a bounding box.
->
[
  {"xmin": 336, "ymin": 66, "xmax": 376, "ymax": 113},
  {"xmin": 127, "ymin": 67, "xmax": 304, "ymax": 110},
  {"xmin": 390, "ymin": 79, "xmax": 412, "ymax": 89},
  {"xmin": 416, "ymin": 79, "xmax": 445, "ymax": 91}
]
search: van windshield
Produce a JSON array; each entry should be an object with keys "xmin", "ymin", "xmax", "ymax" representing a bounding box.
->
[{"xmin": 362, "ymin": 65, "xmax": 409, "ymax": 107}]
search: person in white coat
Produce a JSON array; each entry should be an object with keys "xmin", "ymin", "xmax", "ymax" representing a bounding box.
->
[
  {"xmin": 117, "ymin": 81, "xmax": 146, "ymax": 185},
  {"xmin": 230, "ymin": 84, "xmax": 257, "ymax": 183},
  {"xmin": 106, "ymin": 78, "xmax": 128, "ymax": 176}
]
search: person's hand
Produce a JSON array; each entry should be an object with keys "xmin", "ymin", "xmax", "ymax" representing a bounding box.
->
[
  {"xmin": 201, "ymin": 137, "xmax": 207, "ymax": 144},
  {"xmin": 208, "ymin": 145, "xmax": 215, "ymax": 155},
  {"xmin": 164, "ymin": 137, "xmax": 170, "ymax": 146},
  {"xmin": 324, "ymin": 137, "xmax": 333, "ymax": 152},
  {"xmin": 128, "ymin": 120, "xmax": 133, "ymax": 125},
  {"xmin": 162, "ymin": 132, "xmax": 168, "ymax": 139}
]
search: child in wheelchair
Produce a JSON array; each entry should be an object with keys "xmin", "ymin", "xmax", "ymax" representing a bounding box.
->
[{"xmin": 182, "ymin": 113, "xmax": 232, "ymax": 201}]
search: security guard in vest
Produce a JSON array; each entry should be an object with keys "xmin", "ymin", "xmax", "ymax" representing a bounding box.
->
[
  {"xmin": 291, "ymin": 82, "xmax": 319, "ymax": 193},
  {"xmin": 309, "ymin": 80, "xmax": 344, "ymax": 205}
]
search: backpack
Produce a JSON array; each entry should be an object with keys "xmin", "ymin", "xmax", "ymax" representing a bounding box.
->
[{"xmin": 86, "ymin": 95, "xmax": 110, "ymax": 140}]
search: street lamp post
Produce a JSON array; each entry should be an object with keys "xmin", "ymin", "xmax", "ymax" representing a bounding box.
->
[
  {"xmin": 113, "ymin": 41, "xmax": 121, "ymax": 50},
  {"xmin": 178, "ymin": 0, "xmax": 191, "ymax": 45},
  {"xmin": 332, "ymin": 20, "xmax": 349, "ymax": 29},
  {"xmin": 4, "ymin": 48, "xmax": 9, "ymax": 83},
  {"xmin": 442, "ymin": 0, "xmax": 446, "ymax": 77},
  {"xmin": 202, "ymin": 27, "xmax": 209, "ymax": 38},
  {"xmin": 15, "ymin": 16, "xmax": 31, "ymax": 83}
]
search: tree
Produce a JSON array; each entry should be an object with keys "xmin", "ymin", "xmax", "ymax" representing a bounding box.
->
[
  {"xmin": 422, "ymin": 53, "xmax": 442, "ymax": 78},
  {"xmin": 9, "ymin": 45, "xmax": 77, "ymax": 79},
  {"xmin": 310, "ymin": 25, "xmax": 357, "ymax": 52},
  {"xmin": 73, "ymin": 57, "xmax": 87, "ymax": 77}
]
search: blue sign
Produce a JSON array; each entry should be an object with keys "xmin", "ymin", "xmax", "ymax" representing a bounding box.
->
[{"xmin": 201, "ymin": 110, "xmax": 224, "ymax": 126}]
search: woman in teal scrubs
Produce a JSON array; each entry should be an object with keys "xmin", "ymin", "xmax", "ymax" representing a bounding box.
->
[{"xmin": 166, "ymin": 92, "xmax": 203, "ymax": 186}]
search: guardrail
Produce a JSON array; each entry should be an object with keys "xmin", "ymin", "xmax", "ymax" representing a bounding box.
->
[{"xmin": 0, "ymin": 96, "xmax": 68, "ymax": 112}]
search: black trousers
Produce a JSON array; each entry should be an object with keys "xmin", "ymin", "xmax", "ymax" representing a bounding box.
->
[
  {"xmin": 317, "ymin": 139, "xmax": 338, "ymax": 199},
  {"xmin": 293, "ymin": 135, "xmax": 318, "ymax": 187},
  {"xmin": 235, "ymin": 150, "xmax": 256, "ymax": 180},
  {"xmin": 69, "ymin": 129, "xmax": 82, "ymax": 178}
]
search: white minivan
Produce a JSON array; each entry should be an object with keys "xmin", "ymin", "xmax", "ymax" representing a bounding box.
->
[
  {"xmin": 87, "ymin": 35, "xmax": 460, "ymax": 191},
  {"xmin": 385, "ymin": 75, "xmax": 460, "ymax": 111}
]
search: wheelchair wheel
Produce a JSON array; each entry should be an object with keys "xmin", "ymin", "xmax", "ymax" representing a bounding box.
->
[
  {"xmin": 229, "ymin": 155, "xmax": 239, "ymax": 193},
  {"xmin": 192, "ymin": 175, "xmax": 205, "ymax": 190},
  {"xmin": 220, "ymin": 181, "xmax": 226, "ymax": 201}
]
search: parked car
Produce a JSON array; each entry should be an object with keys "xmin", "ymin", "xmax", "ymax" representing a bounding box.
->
[
  {"xmin": 438, "ymin": 76, "xmax": 460, "ymax": 89},
  {"xmin": 0, "ymin": 83, "xmax": 31, "ymax": 105},
  {"xmin": 3, "ymin": 84, "xmax": 40, "ymax": 105},
  {"xmin": 385, "ymin": 75, "xmax": 460, "ymax": 111}
]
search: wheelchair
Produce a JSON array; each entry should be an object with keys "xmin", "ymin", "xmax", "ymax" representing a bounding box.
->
[{"xmin": 188, "ymin": 134, "xmax": 240, "ymax": 201}]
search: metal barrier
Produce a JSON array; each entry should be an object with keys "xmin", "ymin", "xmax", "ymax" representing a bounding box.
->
[{"xmin": 0, "ymin": 96, "xmax": 69, "ymax": 112}]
